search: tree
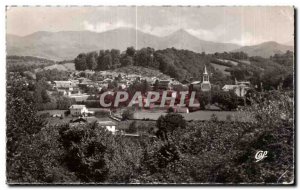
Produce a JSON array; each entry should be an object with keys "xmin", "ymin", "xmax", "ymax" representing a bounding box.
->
[
  {"xmin": 141, "ymin": 80, "xmax": 150, "ymax": 94},
  {"xmin": 153, "ymin": 79, "xmax": 159, "ymax": 91},
  {"xmin": 127, "ymin": 121, "xmax": 138, "ymax": 134},
  {"xmin": 57, "ymin": 97, "xmax": 75, "ymax": 110},
  {"xmin": 135, "ymin": 47, "xmax": 157, "ymax": 68},
  {"xmin": 122, "ymin": 108, "xmax": 134, "ymax": 120},
  {"xmin": 74, "ymin": 53, "xmax": 87, "ymax": 71},
  {"xmin": 111, "ymin": 49, "xmax": 121, "ymax": 68},
  {"xmin": 167, "ymin": 64, "xmax": 179, "ymax": 79},
  {"xmin": 101, "ymin": 54, "xmax": 113, "ymax": 70},
  {"xmin": 7, "ymin": 74, "xmax": 45, "ymax": 182},
  {"xmin": 86, "ymin": 52, "xmax": 98, "ymax": 70},
  {"xmin": 198, "ymin": 91, "xmax": 211, "ymax": 110},
  {"xmin": 156, "ymin": 113, "xmax": 186, "ymax": 141},
  {"xmin": 167, "ymin": 107, "xmax": 174, "ymax": 113},
  {"xmin": 120, "ymin": 55, "xmax": 133, "ymax": 67},
  {"xmin": 212, "ymin": 90, "xmax": 238, "ymax": 111},
  {"xmin": 126, "ymin": 46, "xmax": 136, "ymax": 56},
  {"xmin": 59, "ymin": 123, "xmax": 111, "ymax": 182}
]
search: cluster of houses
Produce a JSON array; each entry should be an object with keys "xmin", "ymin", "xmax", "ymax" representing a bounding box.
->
[
  {"xmin": 46, "ymin": 70, "xmax": 185, "ymax": 102},
  {"xmin": 46, "ymin": 66, "xmax": 251, "ymax": 114}
]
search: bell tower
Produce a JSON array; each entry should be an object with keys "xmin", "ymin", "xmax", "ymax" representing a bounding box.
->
[
  {"xmin": 201, "ymin": 65, "xmax": 211, "ymax": 91},
  {"xmin": 203, "ymin": 65, "xmax": 209, "ymax": 82}
]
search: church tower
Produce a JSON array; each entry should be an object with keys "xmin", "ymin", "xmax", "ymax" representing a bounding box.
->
[{"xmin": 201, "ymin": 65, "xmax": 211, "ymax": 91}]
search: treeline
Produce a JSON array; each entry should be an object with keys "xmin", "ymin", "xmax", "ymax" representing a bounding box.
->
[
  {"xmin": 7, "ymin": 56, "xmax": 56, "ymax": 73},
  {"xmin": 74, "ymin": 47, "xmax": 213, "ymax": 82},
  {"xmin": 7, "ymin": 55, "xmax": 56, "ymax": 64},
  {"xmin": 213, "ymin": 51, "xmax": 249, "ymax": 60},
  {"xmin": 74, "ymin": 47, "xmax": 293, "ymax": 91}
]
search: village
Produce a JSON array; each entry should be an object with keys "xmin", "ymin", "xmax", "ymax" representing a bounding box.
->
[
  {"xmin": 6, "ymin": 6, "xmax": 295, "ymax": 184},
  {"xmin": 32, "ymin": 65, "xmax": 252, "ymax": 136}
]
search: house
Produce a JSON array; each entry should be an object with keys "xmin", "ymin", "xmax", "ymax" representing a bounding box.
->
[
  {"xmin": 158, "ymin": 80, "xmax": 171, "ymax": 90},
  {"xmin": 222, "ymin": 84, "xmax": 249, "ymax": 97},
  {"xmin": 54, "ymin": 81, "xmax": 76, "ymax": 90},
  {"xmin": 70, "ymin": 118, "xmax": 88, "ymax": 124},
  {"xmin": 190, "ymin": 81, "xmax": 202, "ymax": 91},
  {"xmin": 96, "ymin": 121, "xmax": 117, "ymax": 135},
  {"xmin": 222, "ymin": 80, "xmax": 250, "ymax": 97},
  {"xmin": 69, "ymin": 105, "xmax": 89, "ymax": 116},
  {"xmin": 181, "ymin": 79, "xmax": 190, "ymax": 85}
]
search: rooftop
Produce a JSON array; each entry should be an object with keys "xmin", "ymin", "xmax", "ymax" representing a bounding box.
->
[{"xmin": 69, "ymin": 105, "xmax": 86, "ymax": 109}]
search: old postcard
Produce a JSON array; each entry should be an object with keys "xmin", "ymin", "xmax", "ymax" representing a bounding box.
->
[{"xmin": 6, "ymin": 6, "xmax": 295, "ymax": 185}]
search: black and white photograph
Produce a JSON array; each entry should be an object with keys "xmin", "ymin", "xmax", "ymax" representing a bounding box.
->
[{"xmin": 5, "ymin": 5, "xmax": 295, "ymax": 185}]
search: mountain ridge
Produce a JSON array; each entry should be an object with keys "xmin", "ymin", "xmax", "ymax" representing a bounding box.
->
[{"xmin": 7, "ymin": 28, "xmax": 293, "ymax": 60}]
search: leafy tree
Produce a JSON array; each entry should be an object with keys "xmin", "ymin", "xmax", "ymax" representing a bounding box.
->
[
  {"xmin": 126, "ymin": 46, "xmax": 136, "ymax": 56},
  {"xmin": 86, "ymin": 52, "xmax": 98, "ymax": 70},
  {"xmin": 198, "ymin": 91, "xmax": 211, "ymax": 110},
  {"xmin": 36, "ymin": 69, "xmax": 69, "ymax": 81},
  {"xmin": 122, "ymin": 108, "xmax": 134, "ymax": 120},
  {"xmin": 74, "ymin": 53, "xmax": 87, "ymax": 71},
  {"xmin": 6, "ymin": 74, "xmax": 45, "ymax": 182},
  {"xmin": 111, "ymin": 49, "xmax": 121, "ymax": 67},
  {"xmin": 56, "ymin": 97, "xmax": 76, "ymax": 110},
  {"xmin": 153, "ymin": 79, "xmax": 159, "ymax": 91},
  {"xmin": 127, "ymin": 121, "xmax": 138, "ymax": 134},
  {"xmin": 59, "ymin": 123, "xmax": 111, "ymax": 182},
  {"xmin": 120, "ymin": 55, "xmax": 133, "ymax": 67},
  {"xmin": 135, "ymin": 47, "xmax": 157, "ymax": 68},
  {"xmin": 156, "ymin": 113, "xmax": 186, "ymax": 141},
  {"xmin": 101, "ymin": 54, "xmax": 113, "ymax": 70},
  {"xmin": 212, "ymin": 90, "xmax": 238, "ymax": 110}
]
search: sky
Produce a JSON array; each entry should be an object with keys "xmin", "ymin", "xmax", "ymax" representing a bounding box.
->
[{"xmin": 6, "ymin": 6, "xmax": 294, "ymax": 46}]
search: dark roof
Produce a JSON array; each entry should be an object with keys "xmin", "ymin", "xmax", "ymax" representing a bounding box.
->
[{"xmin": 71, "ymin": 118, "xmax": 87, "ymax": 123}]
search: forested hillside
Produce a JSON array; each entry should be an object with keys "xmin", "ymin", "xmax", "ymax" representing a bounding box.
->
[{"xmin": 74, "ymin": 47, "xmax": 294, "ymax": 90}]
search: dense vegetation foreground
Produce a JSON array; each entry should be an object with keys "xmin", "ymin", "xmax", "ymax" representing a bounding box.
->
[{"xmin": 6, "ymin": 74, "xmax": 294, "ymax": 184}]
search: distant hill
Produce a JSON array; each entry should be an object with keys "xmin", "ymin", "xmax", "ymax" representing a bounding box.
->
[
  {"xmin": 7, "ymin": 28, "xmax": 240, "ymax": 61},
  {"xmin": 233, "ymin": 41, "xmax": 294, "ymax": 58},
  {"xmin": 7, "ymin": 55, "xmax": 56, "ymax": 67}
]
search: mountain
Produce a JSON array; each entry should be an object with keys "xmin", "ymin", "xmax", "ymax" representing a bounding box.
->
[
  {"xmin": 8, "ymin": 28, "xmax": 292, "ymax": 60},
  {"xmin": 161, "ymin": 29, "xmax": 240, "ymax": 53},
  {"xmin": 233, "ymin": 41, "xmax": 294, "ymax": 58},
  {"xmin": 7, "ymin": 28, "xmax": 241, "ymax": 61}
]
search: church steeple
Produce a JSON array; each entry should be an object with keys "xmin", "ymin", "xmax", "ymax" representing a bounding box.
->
[
  {"xmin": 201, "ymin": 65, "xmax": 211, "ymax": 91},
  {"xmin": 203, "ymin": 65, "xmax": 209, "ymax": 83}
]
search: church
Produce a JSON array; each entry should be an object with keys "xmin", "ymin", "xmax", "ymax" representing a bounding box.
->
[
  {"xmin": 200, "ymin": 65, "xmax": 211, "ymax": 91},
  {"xmin": 190, "ymin": 65, "xmax": 211, "ymax": 92}
]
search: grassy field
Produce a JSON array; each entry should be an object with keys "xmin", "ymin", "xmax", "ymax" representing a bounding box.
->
[
  {"xmin": 111, "ymin": 65, "xmax": 170, "ymax": 79},
  {"xmin": 210, "ymin": 63, "xmax": 230, "ymax": 75},
  {"xmin": 134, "ymin": 110, "xmax": 252, "ymax": 122}
]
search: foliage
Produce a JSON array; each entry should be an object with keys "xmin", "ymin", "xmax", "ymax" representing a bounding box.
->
[
  {"xmin": 74, "ymin": 53, "xmax": 87, "ymax": 71},
  {"xmin": 36, "ymin": 69, "xmax": 70, "ymax": 81},
  {"xmin": 122, "ymin": 108, "xmax": 134, "ymax": 120},
  {"xmin": 127, "ymin": 121, "xmax": 138, "ymax": 134},
  {"xmin": 59, "ymin": 123, "xmax": 111, "ymax": 182},
  {"xmin": 212, "ymin": 89, "xmax": 239, "ymax": 110},
  {"xmin": 139, "ymin": 91, "xmax": 294, "ymax": 183}
]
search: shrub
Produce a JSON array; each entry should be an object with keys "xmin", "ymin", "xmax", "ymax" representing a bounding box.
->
[
  {"xmin": 127, "ymin": 121, "xmax": 138, "ymax": 134},
  {"xmin": 122, "ymin": 108, "xmax": 134, "ymax": 120}
]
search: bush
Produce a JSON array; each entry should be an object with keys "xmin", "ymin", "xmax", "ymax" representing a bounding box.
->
[
  {"xmin": 210, "ymin": 113, "xmax": 218, "ymax": 122},
  {"xmin": 122, "ymin": 108, "xmax": 134, "ymax": 120},
  {"xmin": 127, "ymin": 121, "xmax": 138, "ymax": 134}
]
